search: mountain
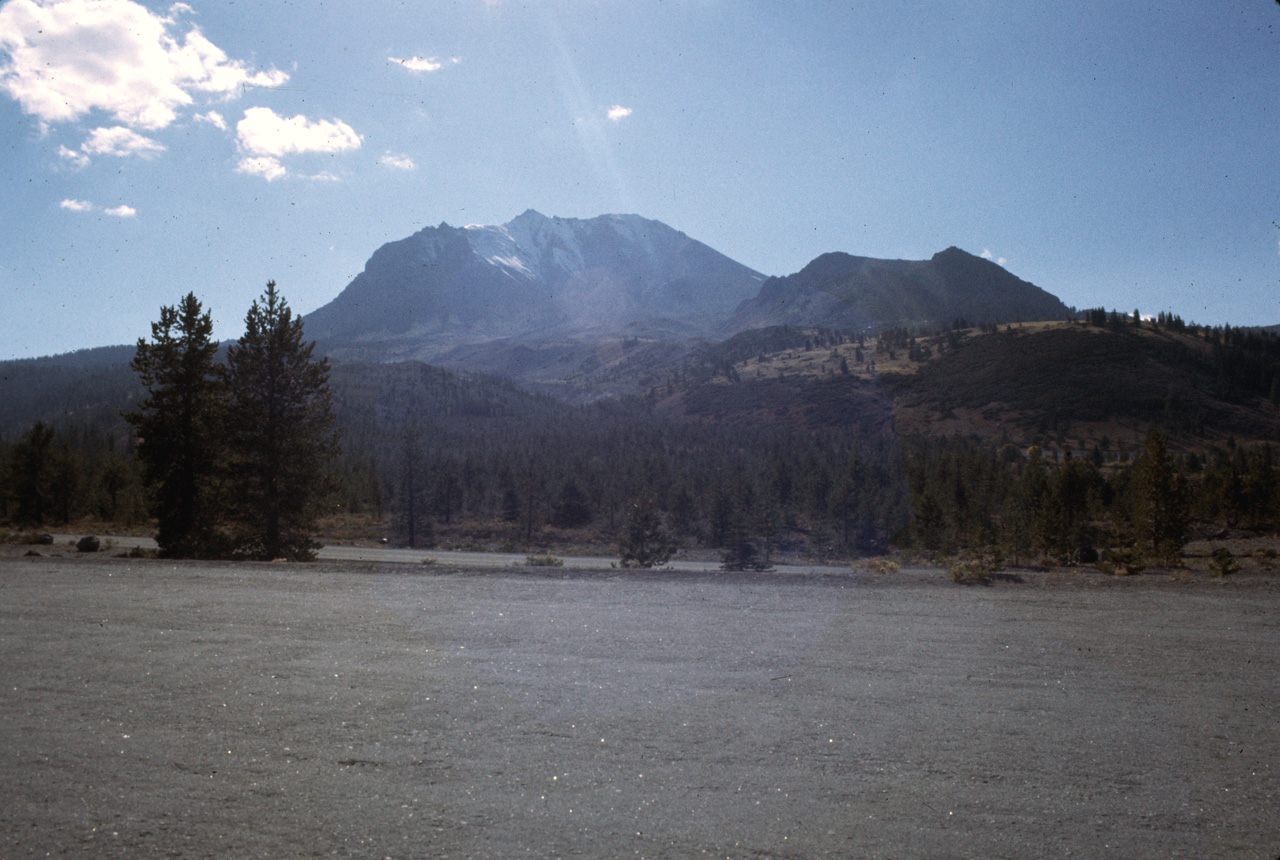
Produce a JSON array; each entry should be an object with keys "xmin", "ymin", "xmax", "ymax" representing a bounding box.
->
[
  {"xmin": 304, "ymin": 210, "xmax": 766, "ymax": 363},
  {"xmin": 728, "ymin": 247, "xmax": 1072, "ymax": 333}
]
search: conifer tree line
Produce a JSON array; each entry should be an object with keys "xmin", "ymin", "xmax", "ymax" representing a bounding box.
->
[
  {"xmin": 899, "ymin": 428, "xmax": 1277, "ymax": 567},
  {"xmin": 2, "ymin": 306, "xmax": 1277, "ymax": 567},
  {"xmin": 124, "ymin": 284, "xmax": 336, "ymax": 559},
  {"xmin": 341, "ymin": 384, "xmax": 913, "ymax": 562}
]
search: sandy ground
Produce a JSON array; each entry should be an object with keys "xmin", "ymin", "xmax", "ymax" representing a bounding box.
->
[{"xmin": 1, "ymin": 555, "xmax": 1278, "ymax": 859}]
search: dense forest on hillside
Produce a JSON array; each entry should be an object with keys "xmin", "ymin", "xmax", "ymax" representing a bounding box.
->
[{"xmin": 2, "ymin": 311, "xmax": 1278, "ymax": 568}]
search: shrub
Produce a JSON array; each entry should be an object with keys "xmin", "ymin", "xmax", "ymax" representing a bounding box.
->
[
  {"xmin": 1208, "ymin": 548, "xmax": 1240, "ymax": 577},
  {"xmin": 525, "ymin": 554, "xmax": 564, "ymax": 567},
  {"xmin": 946, "ymin": 548, "xmax": 1002, "ymax": 584}
]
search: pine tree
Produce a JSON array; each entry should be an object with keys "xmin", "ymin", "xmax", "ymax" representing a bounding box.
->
[
  {"xmin": 394, "ymin": 416, "xmax": 434, "ymax": 548},
  {"xmin": 7, "ymin": 422, "xmax": 56, "ymax": 526},
  {"xmin": 1132, "ymin": 428, "xmax": 1189, "ymax": 565},
  {"xmin": 224, "ymin": 282, "xmax": 338, "ymax": 560},
  {"xmin": 618, "ymin": 496, "xmax": 675, "ymax": 568},
  {"xmin": 552, "ymin": 477, "xmax": 593, "ymax": 528},
  {"xmin": 126, "ymin": 294, "xmax": 226, "ymax": 557}
]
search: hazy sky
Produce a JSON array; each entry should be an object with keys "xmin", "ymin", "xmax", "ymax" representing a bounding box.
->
[{"xmin": 2, "ymin": 0, "xmax": 1278, "ymax": 360}]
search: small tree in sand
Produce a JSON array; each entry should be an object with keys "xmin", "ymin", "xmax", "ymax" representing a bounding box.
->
[{"xmin": 619, "ymin": 496, "xmax": 676, "ymax": 568}]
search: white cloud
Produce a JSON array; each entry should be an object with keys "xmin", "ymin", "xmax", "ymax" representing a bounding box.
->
[
  {"xmin": 194, "ymin": 110, "xmax": 227, "ymax": 130},
  {"xmin": 606, "ymin": 105, "xmax": 633, "ymax": 122},
  {"xmin": 380, "ymin": 152, "xmax": 416, "ymax": 170},
  {"xmin": 236, "ymin": 106, "xmax": 361, "ymax": 158},
  {"xmin": 980, "ymin": 249, "xmax": 1006, "ymax": 266},
  {"xmin": 59, "ymin": 198, "xmax": 92, "ymax": 212},
  {"xmin": 105, "ymin": 204, "xmax": 136, "ymax": 217},
  {"xmin": 81, "ymin": 126, "xmax": 165, "ymax": 157},
  {"xmin": 389, "ymin": 55, "xmax": 459, "ymax": 72},
  {"xmin": 235, "ymin": 156, "xmax": 288, "ymax": 181},
  {"xmin": 0, "ymin": 0, "xmax": 287, "ymax": 131},
  {"xmin": 57, "ymin": 145, "xmax": 90, "ymax": 168}
]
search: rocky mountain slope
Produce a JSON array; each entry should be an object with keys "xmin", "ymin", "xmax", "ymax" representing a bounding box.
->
[{"xmin": 303, "ymin": 210, "xmax": 766, "ymax": 363}]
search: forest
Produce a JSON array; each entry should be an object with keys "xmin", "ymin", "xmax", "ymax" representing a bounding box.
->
[{"xmin": 2, "ymin": 305, "xmax": 1278, "ymax": 571}]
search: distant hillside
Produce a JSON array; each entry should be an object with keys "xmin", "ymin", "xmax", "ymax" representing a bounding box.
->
[
  {"xmin": 653, "ymin": 321, "xmax": 1280, "ymax": 453},
  {"xmin": 884, "ymin": 322, "xmax": 1280, "ymax": 450},
  {"xmin": 729, "ymin": 247, "xmax": 1072, "ymax": 333},
  {"xmin": 0, "ymin": 346, "xmax": 141, "ymax": 441}
]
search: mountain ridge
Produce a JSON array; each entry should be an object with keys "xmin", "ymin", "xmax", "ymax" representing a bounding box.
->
[
  {"xmin": 303, "ymin": 210, "xmax": 767, "ymax": 360},
  {"xmin": 729, "ymin": 246, "xmax": 1072, "ymax": 333}
]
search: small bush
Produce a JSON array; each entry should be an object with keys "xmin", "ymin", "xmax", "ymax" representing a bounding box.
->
[
  {"xmin": 525, "ymin": 554, "xmax": 564, "ymax": 567},
  {"xmin": 420, "ymin": 556, "xmax": 438, "ymax": 565},
  {"xmin": 946, "ymin": 549, "xmax": 1002, "ymax": 585},
  {"xmin": 1101, "ymin": 547, "xmax": 1144, "ymax": 576},
  {"xmin": 865, "ymin": 558, "xmax": 900, "ymax": 574},
  {"xmin": 1208, "ymin": 548, "xmax": 1240, "ymax": 577},
  {"xmin": 126, "ymin": 546, "xmax": 157, "ymax": 559}
]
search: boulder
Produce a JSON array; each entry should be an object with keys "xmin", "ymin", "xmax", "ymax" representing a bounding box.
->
[{"xmin": 76, "ymin": 535, "xmax": 101, "ymax": 553}]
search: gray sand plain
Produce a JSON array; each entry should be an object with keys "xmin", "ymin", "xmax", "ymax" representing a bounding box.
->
[{"xmin": 1, "ymin": 557, "xmax": 1277, "ymax": 859}]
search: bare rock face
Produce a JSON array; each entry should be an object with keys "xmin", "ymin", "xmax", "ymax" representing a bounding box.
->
[{"xmin": 76, "ymin": 535, "xmax": 100, "ymax": 553}]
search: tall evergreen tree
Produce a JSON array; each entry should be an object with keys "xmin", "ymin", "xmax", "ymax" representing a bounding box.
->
[
  {"xmin": 552, "ymin": 477, "xmax": 593, "ymax": 528},
  {"xmin": 126, "ymin": 294, "xmax": 225, "ymax": 557},
  {"xmin": 224, "ymin": 282, "xmax": 338, "ymax": 560},
  {"xmin": 393, "ymin": 416, "xmax": 434, "ymax": 548},
  {"xmin": 7, "ymin": 422, "xmax": 56, "ymax": 526},
  {"xmin": 618, "ymin": 496, "xmax": 676, "ymax": 568},
  {"xmin": 1132, "ymin": 428, "xmax": 1189, "ymax": 565}
]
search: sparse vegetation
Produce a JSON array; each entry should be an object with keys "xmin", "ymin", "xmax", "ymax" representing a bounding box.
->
[{"xmin": 1208, "ymin": 548, "xmax": 1240, "ymax": 577}]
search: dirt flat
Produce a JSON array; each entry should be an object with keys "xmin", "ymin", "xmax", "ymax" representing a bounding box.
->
[{"xmin": 1, "ymin": 557, "xmax": 1278, "ymax": 859}]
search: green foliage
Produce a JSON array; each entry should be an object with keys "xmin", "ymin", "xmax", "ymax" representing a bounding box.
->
[
  {"xmin": 553, "ymin": 478, "xmax": 593, "ymax": 529},
  {"xmin": 618, "ymin": 496, "xmax": 675, "ymax": 568},
  {"xmin": 126, "ymin": 293, "xmax": 226, "ymax": 557},
  {"xmin": 1131, "ymin": 428, "xmax": 1188, "ymax": 566},
  {"xmin": 946, "ymin": 550, "xmax": 1001, "ymax": 585},
  {"xmin": 1208, "ymin": 548, "xmax": 1240, "ymax": 577},
  {"xmin": 6, "ymin": 422, "xmax": 56, "ymax": 526},
  {"xmin": 223, "ymin": 282, "xmax": 339, "ymax": 560},
  {"xmin": 524, "ymin": 553, "xmax": 563, "ymax": 567}
]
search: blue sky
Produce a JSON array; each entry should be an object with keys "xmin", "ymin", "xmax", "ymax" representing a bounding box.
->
[{"xmin": 1, "ymin": 0, "xmax": 1278, "ymax": 360}]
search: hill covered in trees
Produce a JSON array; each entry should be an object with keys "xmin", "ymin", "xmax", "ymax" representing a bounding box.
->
[{"xmin": 4, "ymin": 299, "xmax": 1279, "ymax": 569}]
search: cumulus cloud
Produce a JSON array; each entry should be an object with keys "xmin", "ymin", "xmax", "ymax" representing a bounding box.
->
[
  {"xmin": 193, "ymin": 110, "xmax": 227, "ymax": 130},
  {"xmin": 0, "ymin": 0, "xmax": 288, "ymax": 131},
  {"xmin": 389, "ymin": 55, "xmax": 459, "ymax": 72},
  {"xmin": 606, "ymin": 105, "xmax": 633, "ymax": 122},
  {"xmin": 105, "ymin": 204, "xmax": 136, "ymax": 217},
  {"xmin": 81, "ymin": 126, "xmax": 165, "ymax": 158},
  {"xmin": 380, "ymin": 152, "xmax": 416, "ymax": 170},
  {"xmin": 236, "ymin": 106, "xmax": 361, "ymax": 158},
  {"xmin": 235, "ymin": 155, "xmax": 288, "ymax": 181},
  {"xmin": 57, "ymin": 145, "xmax": 90, "ymax": 168},
  {"xmin": 980, "ymin": 249, "xmax": 1006, "ymax": 266},
  {"xmin": 59, "ymin": 198, "xmax": 92, "ymax": 212}
]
